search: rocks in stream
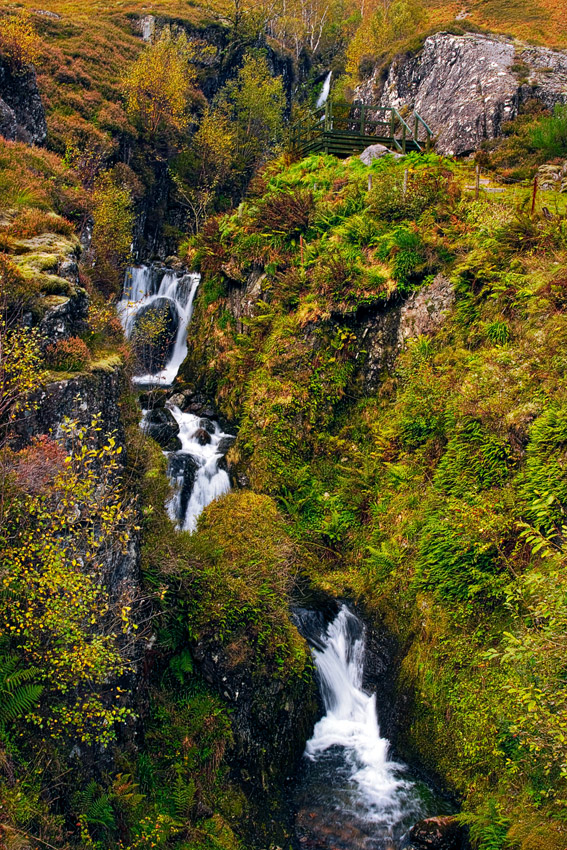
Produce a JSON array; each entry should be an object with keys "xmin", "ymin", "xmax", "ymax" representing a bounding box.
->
[
  {"xmin": 409, "ymin": 816, "xmax": 468, "ymax": 850},
  {"xmin": 167, "ymin": 453, "xmax": 199, "ymax": 521},
  {"xmin": 143, "ymin": 407, "xmax": 182, "ymax": 451},
  {"xmin": 192, "ymin": 427, "xmax": 212, "ymax": 446}
]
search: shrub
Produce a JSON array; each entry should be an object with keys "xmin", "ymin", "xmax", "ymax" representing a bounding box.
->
[
  {"xmin": 90, "ymin": 172, "xmax": 133, "ymax": 294},
  {"xmin": 0, "ymin": 11, "xmax": 41, "ymax": 69},
  {"xmin": 368, "ymin": 167, "xmax": 448, "ymax": 222},
  {"xmin": 0, "ymin": 253, "xmax": 40, "ymax": 317},
  {"xmin": 255, "ymin": 188, "xmax": 314, "ymax": 242},
  {"xmin": 6, "ymin": 209, "xmax": 74, "ymax": 239},
  {"xmin": 529, "ymin": 105, "xmax": 567, "ymax": 159},
  {"xmin": 45, "ymin": 337, "xmax": 91, "ymax": 372}
]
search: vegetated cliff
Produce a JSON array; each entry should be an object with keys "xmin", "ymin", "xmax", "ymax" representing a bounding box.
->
[
  {"xmin": 179, "ymin": 149, "xmax": 567, "ymax": 848},
  {"xmin": 357, "ymin": 32, "xmax": 567, "ymax": 155}
]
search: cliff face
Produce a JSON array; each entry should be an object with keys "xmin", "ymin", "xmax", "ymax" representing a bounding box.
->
[
  {"xmin": 357, "ymin": 32, "xmax": 567, "ymax": 155},
  {"xmin": 0, "ymin": 59, "xmax": 47, "ymax": 145}
]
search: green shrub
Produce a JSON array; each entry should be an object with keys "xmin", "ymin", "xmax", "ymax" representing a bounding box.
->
[{"xmin": 529, "ymin": 105, "xmax": 567, "ymax": 159}]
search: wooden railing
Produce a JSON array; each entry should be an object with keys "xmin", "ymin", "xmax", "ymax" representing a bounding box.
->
[{"xmin": 291, "ymin": 101, "xmax": 433, "ymax": 158}]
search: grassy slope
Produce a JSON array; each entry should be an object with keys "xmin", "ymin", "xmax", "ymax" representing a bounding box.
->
[
  {"xmin": 425, "ymin": 0, "xmax": 567, "ymax": 48},
  {"xmin": 184, "ymin": 151, "xmax": 567, "ymax": 848}
]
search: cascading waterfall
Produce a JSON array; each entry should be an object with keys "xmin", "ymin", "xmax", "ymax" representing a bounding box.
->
[
  {"xmin": 118, "ymin": 265, "xmax": 201, "ymax": 385},
  {"xmin": 119, "ymin": 265, "xmax": 232, "ymax": 532},
  {"xmin": 166, "ymin": 407, "xmax": 231, "ymax": 533},
  {"xmin": 316, "ymin": 71, "xmax": 332, "ymax": 108},
  {"xmin": 295, "ymin": 605, "xmax": 425, "ymax": 849}
]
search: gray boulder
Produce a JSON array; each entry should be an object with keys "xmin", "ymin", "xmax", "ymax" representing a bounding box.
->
[
  {"xmin": 357, "ymin": 32, "xmax": 567, "ymax": 155},
  {"xmin": 360, "ymin": 143, "xmax": 402, "ymax": 164}
]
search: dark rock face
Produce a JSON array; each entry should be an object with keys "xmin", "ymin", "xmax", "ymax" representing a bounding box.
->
[
  {"xmin": 353, "ymin": 273, "xmax": 454, "ymax": 392},
  {"xmin": 409, "ymin": 816, "xmax": 468, "ymax": 850},
  {"xmin": 357, "ymin": 33, "xmax": 567, "ymax": 155},
  {"xmin": 0, "ymin": 59, "xmax": 47, "ymax": 145},
  {"xmin": 14, "ymin": 366, "xmax": 126, "ymax": 451},
  {"xmin": 132, "ymin": 297, "xmax": 179, "ymax": 373},
  {"xmin": 192, "ymin": 636, "xmax": 318, "ymax": 791},
  {"xmin": 38, "ymin": 288, "xmax": 89, "ymax": 348},
  {"xmin": 143, "ymin": 407, "xmax": 182, "ymax": 451}
]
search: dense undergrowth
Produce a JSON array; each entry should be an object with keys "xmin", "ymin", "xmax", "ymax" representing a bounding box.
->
[{"xmin": 180, "ymin": 149, "xmax": 567, "ymax": 848}]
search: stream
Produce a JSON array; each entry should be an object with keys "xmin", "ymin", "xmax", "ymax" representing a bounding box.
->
[
  {"xmin": 293, "ymin": 605, "xmax": 446, "ymax": 850},
  {"xmin": 118, "ymin": 264, "xmax": 232, "ymax": 532},
  {"xmin": 118, "ymin": 265, "xmax": 449, "ymax": 847}
]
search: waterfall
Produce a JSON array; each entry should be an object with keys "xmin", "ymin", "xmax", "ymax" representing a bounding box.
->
[
  {"xmin": 118, "ymin": 265, "xmax": 201, "ymax": 386},
  {"xmin": 316, "ymin": 71, "xmax": 332, "ymax": 108},
  {"xmin": 295, "ymin": 605, "xmax": 425, "ymax": 849},
  {"xmin": 119, "ymin": 265, "xmax": 233, "ymax": 533},
  {"xmin": 166, "ymin": 407, "xmax": 231, "ymax": 533}
]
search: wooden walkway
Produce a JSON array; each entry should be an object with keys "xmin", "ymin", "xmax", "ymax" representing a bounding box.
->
[{"xmin": 292, "ymin": 101, "xmax": 433, "ymax": 158}]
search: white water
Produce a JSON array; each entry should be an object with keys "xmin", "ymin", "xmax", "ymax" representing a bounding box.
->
[
  {"xmin": 166, "ymin": 406, "xmax": 231, "ymax": 533},
  {"xmin": 120, "ymin": 265, "xmax": 232, "ymax": 533},
  {"xmin": 118, "ymin": 265, "xmax": 200, "ymax": 385},
  {"xmin": 303, "ymin": 605, "xmax": 422, "ymax": 843},
  {"xmin": 316, "ymin": 71, "xmax": 332, "ymax": 108}
]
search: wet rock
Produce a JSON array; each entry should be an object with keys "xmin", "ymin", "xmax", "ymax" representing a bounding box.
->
[
  {"xmin": 167, "ymin": 453, "xmax": 199, "ymax": 522},
  {"xmin": 132, "ymin": 297, "xmax": 179, "ymax": 373},
  {"xmin": 198, "ymin": 418, "xmax": 216, "ymax": 435},
  {"xmin": 192, "ymin": 427, "xmax": 212, "ymax": 446},
  {"xmin": 357, "ymin": 32, "xmax": 567, "ymax": 156},
  {"xmin": 217, "ymin": 435, "xmax": 236, "ymax": 455},
  {"xmin": 168, "ymin": 391, "xmax": 188, "ymax": 408},
  {"xmin": 144, "ymin": 407, "xmax": 182, "ymax": 451},
  {"xmin": 138, "ymin": 390, "xmax": 167, "ymax": 410},
  {"xmin": 409, "ymin": 815, "xmax": 467, "ymax": 850}
]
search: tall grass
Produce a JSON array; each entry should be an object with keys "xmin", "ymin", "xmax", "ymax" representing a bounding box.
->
[{"xmin": 529, "ymin": 105, "xmax": 567, "ymax": 159}]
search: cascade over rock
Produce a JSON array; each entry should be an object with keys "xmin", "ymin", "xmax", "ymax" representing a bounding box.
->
[{"xmin": 357, "ymin": 32, "xmax": 567, "ymax": 155}]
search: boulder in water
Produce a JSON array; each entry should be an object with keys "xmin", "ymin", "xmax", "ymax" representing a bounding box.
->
[
  {"xmin": 409, "ymin": 816, "xmax": 467, "ymax": 850},
  {"xmin": 198, "ymin": 418, "xmax": 215, "ymax": 435},
  {"xmin": 192, "ymin": 428, "xmax": 212, "ymax": 446},
  {"xmin": 144, "ymin": 407, "xmax": 181, "ymax": 451},
  {"xmin": 167, "ymin": 453, "xmax": 199, "ymax": 523},
  {"xmin": 132, "ymin": 297, "xmax": 179, "ymax": 373}
]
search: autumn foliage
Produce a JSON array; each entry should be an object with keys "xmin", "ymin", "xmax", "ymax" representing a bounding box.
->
[{"xmin": 0, "ymin": 10, "xmax": 41, "ymax": 69}]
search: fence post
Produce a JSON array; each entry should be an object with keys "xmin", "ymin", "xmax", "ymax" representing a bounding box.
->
[
  {"xmin": 475, "ymin": 164, "xmax": 480, "ymax": 200},
  {"xmin": 531, "ymin": 174, "xmax": 538, "ymax": 216},
  {"xmin": 414, "ymin": 114, "xmax": 419, "ymax": 143},
  {"xmin": 390, "ymin": 109, "xmax": 395, "ymax": 140},
  {"xmin": 402, "ymin": 123, "xmax": 407, "ymax": 154}
]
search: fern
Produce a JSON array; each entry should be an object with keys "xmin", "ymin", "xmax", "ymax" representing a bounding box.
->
[
  {"xmin": 0, "ymin": 653, "xmax": 43, "ymax": 733},
  {"xmin": 75, "ymin": 781, "xmax": 116, "ymax": 832}
]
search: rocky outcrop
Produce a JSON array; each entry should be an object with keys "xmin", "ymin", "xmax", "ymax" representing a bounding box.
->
[
  {"xmin": 357, "ymin": 32, "xmax": 567, "ymax": 155},
  {"xmin": 143, "ymin": 406, "xmax": 182, "ymax": 451},
  {"xmin": 356, "ymin": 273, "xmax": 454, "ymax": 391},
  {"xmin": 0, "ymin": 58, "xmax": 47, "ymax": 145},
  {"xmin": 192, "ymin": 635, "xmax": 318, "ymax": 791}
]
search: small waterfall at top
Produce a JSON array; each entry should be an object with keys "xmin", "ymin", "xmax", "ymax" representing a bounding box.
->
[
  {"xmin": 294, "ymin": 605, "xmax": 429, "ymax": 849},
  {"xmin": 316, "ymin": 71, "xmax": 332, "ymax": 108},
  {"xmin": 119, "ymin": 265, "xmax": 232, "ymax": 533}
]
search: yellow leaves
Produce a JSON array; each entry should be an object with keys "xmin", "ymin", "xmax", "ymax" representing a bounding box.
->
[
  {"xmin": 0, "ymin": 9, "xmax": 42, "ymax": 69},
  {"xmin": 123, "ymin": 26, "xmax": 198, "ymax": 138}
]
